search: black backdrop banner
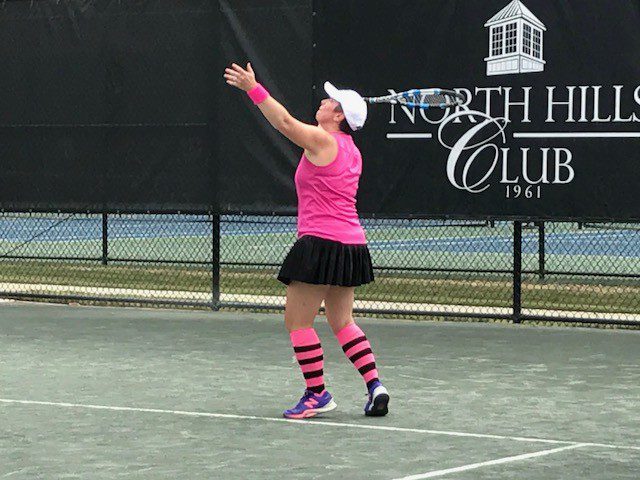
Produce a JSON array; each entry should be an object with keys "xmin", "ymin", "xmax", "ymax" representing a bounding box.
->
[
  {"xmin": 218, "ymin": 0, "xmax": 312, "ymax": 214},
  {"xmin": 1, "ymin": 0, "xmax": 640, "ymax": 220},
  {"xmin": 0, "ymin": 0, "xmax": 218, "ymax": 212},
  {"xmin": 314, "ymin": 0, "xmax": 640, "ymax": 221}
]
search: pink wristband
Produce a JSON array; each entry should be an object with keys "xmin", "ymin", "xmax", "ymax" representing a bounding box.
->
[{"xmin": 247, "ymin": 83, "xmax": 269, "ymax": 105}]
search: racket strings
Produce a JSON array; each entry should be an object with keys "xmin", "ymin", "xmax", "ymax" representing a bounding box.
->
[
  {"xmin": 418, "ymin": 93, "xmax": 449, "ymax": 106},
  {"xmin": 400, "ymin": 92, "xmax": 460, "ymax": 108}
]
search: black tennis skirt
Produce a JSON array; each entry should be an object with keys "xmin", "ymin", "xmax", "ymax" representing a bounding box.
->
[{"xmin": 277, "ymin": 235, "xmax": 375, "ymax": 287}]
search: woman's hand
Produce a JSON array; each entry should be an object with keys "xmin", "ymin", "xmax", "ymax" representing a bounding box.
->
[{"xmin": 224, "ymin": 62, "xmax": 257, "ymax": 92}]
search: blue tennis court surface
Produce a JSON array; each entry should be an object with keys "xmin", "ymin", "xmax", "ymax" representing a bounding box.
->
[
  {"xmin": 0, "ymin": 215, "xmax": 296, "ymax": 242},
  {"xmin": 369, "ymin": 230, "xmax": 640, "ymax": 257},
  {"xmin": 1, "ymin": 216, "xmax": 638, "ymax": 258}
]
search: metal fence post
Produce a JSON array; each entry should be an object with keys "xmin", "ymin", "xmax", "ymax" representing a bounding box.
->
[
  {"xmin": 212, "ymin": 213, "xmax": 221, "ymax": 311},
  {"xmin": 513, "ymin": 221, "xmax": 522, "ymax": 324},
  {"xmin": 537, "ymin": 221, "xmax": 545, "ymax": 279},
  {"xmin": 101, "ymin": 213, "xmax": 108, "ymax": 266}
]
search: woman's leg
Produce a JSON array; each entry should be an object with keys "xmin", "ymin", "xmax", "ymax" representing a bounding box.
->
[
  {"xmin": 283, "ymin": 281, "xmax": 336, "ymax": 419},
  {"xmin": 325, "ymin": 285, "xmax": 379, "ymax": 388},
  {"xmin": 325, "ymin": 285, "xmax": 389, "ymax": 416},
  {"xmin": 323, "ymin": 285, "xmax": 356, "ymax": 335},
  {"xmin": 285, "ymin": 281, "xmax": 329, "ymax": 393},
  {"xmin": 284, "ymin": 281, "xmax": 329, "ymax": 332}
]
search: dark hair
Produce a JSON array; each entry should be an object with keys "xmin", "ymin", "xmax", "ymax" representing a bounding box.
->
[{"xmin": 333, "ymin": 103, "xmax": 355, "ymax": 135}]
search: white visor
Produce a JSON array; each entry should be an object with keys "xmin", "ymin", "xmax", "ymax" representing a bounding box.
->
[{"xmin": 323, "ymin": 81, "xmax": 368, "ymax": 131}]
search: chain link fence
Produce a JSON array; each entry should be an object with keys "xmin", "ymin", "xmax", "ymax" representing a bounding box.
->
[{"xmin": 1, "ymin": 212, "xmax": 639, "ymax": 326}]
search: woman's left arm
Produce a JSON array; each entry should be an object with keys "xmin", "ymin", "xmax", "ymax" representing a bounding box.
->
[{"xmin": 224, "ymin": 63, "xmax": 333, "ymax": 155}]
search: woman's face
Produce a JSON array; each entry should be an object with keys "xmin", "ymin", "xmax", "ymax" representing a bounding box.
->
[{"xmin": 315, "ymin": 98, "xmax": 344, "ymax": 125}]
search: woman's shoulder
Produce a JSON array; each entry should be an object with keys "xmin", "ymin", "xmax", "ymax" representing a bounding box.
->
[
  {"xmin": 330, "ymin": 131, "xmax": 356, "ymax": 148},
  {"xmin": 330, "ymin": 131, "xmax": 351, "ymax": 139}
]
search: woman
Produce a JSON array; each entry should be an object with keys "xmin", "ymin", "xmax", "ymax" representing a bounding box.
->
[{"xmin": 224, "ymin": 62, "xmax": 389, "ymax": 419}]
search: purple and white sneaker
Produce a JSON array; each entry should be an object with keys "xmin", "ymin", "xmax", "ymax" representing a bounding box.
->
[
  {"xmin": 283, "ymin": 390, "xmax": 337, "ymax": 419},
  {"xmin": 364, "ymin": 380, "xmax": 389, "ymax": 416}
]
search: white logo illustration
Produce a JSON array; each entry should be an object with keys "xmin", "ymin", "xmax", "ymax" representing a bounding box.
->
[
  {"xmin": 484, "ymin": 0, "xmax": 546, "ymax": 76},
  {"xmin": 384, "ymin": 2, "xmax": 640, "ymax": 201}
]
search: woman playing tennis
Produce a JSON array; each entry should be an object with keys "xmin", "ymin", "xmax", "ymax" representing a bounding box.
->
[{"xmin": 224, "ymin": 62, "xmax": 389, "ymax": 419}]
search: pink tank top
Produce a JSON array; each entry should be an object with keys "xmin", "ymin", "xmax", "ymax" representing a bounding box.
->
[{"xmin": 295, "ymin": 131, "xmax": 366, "ymax": 244}]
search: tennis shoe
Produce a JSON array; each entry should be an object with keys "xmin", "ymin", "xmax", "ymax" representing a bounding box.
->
[
  {"xmin": 364, "ymin": 380, "xmax": 389, "ymax": 416},
  {"xmin": 283, "ymin": 389, "xmax": 337, "ymax": 419}
]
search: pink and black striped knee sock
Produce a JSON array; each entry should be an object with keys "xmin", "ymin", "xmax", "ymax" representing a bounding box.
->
[
  {"xmin": 289, "ymin": 328, "xmax": 325, "ymax": 394},
  {"xmin": 336, "ymin": 323, "xmax": 380, "ymax": 389}
]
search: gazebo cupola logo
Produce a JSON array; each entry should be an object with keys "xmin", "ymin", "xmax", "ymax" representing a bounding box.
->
[{"xmin": 484, "ymin": 0, "xmax": 546, "ymax": 76}]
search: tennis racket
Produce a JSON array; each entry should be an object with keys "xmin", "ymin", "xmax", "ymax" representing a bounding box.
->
[{"xmin": 364, "ymin": 89, "xmax": 465, "ymax": 109}]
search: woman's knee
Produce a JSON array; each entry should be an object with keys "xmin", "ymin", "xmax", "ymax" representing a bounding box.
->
[
  {"xmin": 324, "ymin": 286, "xmax": 356, "ymax": 334},
  {"xmin": 284, "ymin": 311, "xmax": 313, "ymax": 332},
  {"xmin": 284, "ymin": 282, "xmax": 328, "ymax": 332},
  {"xmin": 328, "ymin": 316, "xmax": 354, "ymax": 335}
]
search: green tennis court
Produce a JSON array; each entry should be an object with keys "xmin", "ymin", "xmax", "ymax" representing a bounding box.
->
[{"xmin": 2, "ymin": 301, "xmax": 639, "ymax": 479}]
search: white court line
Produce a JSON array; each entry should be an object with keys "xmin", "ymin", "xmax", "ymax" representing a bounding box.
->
[
  {"xmin": 2, "ymin": 470, "xmax": 26, "ymax": 478},
  {"xmin": 1, "ymin": 399, "xmax": 639, "ymax": 452},
  {"xmin": 391, "ymin": 443, "xmax": 590, "ymax": 480}
]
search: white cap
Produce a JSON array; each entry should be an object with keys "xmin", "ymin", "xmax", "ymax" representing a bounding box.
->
[{"xmin": 323, "ymin": 81, "xmax": 368, "ymax": 131}]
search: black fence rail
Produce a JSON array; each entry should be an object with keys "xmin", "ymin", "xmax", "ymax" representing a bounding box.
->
[{"xmin": 0, "ymin": 212, "xmax": 639, "ymax": 326}]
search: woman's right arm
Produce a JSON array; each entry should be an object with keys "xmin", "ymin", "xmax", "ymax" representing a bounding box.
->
[
  {"xmin": 224, "ymin": 63, "xmax": 336, "ymax": 163},
  {"xmin": 257, "ymin": 96, "xmax": 336, "ymax": 162}
]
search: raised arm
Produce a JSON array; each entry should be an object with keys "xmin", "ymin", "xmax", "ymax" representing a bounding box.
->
[{"xmin": 224, "ymin": 63, "xmax": 334, "ymax": 158}]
